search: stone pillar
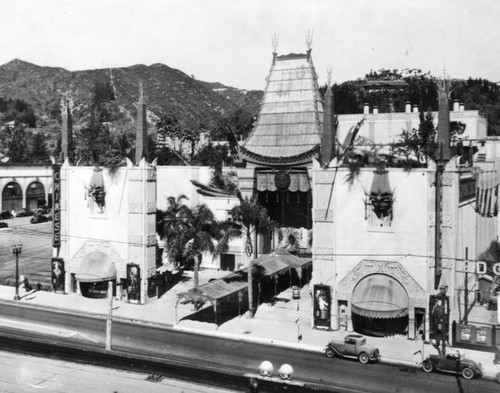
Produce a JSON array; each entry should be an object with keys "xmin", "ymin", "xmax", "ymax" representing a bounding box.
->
[
  {"xmin": 320, "ymin": 84, "xmax": 335, "ymax": 167},
  {"xmin": 61, "ymin": 98, "xmax": 73, "ymax": 164},
  {"xmin": 135, "ymin": 85, "xmax": 148, "ymax": 165},
  {"xmin": 127, "ymin": 163, "xmax": 157, "ymax": 304},
  {"xmin": 408, "ymin": 306, "xmax": 415, "ymax": 340},
  {"xmin": 437, "ymin": 79, "xmax": 451, "ymax": 161}
]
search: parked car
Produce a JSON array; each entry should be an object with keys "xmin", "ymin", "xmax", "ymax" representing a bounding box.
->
[
  {"xmin": 324, "ymin": 334, "xmax": 380, "ymax": 364},
  {"xmin": 30, "ymin": 212, "xmax": 52, "ymax": 224},
  {"xmin": 0, "ymin": 222, "xmax": 8, "ymax": 228},
  {"xmin": 422, "ymin": 351, "xmax": 482, "ymax": 380},
  {"xmin": 0, "ymin": 210, "xmax": 13, "ymax": 220}
]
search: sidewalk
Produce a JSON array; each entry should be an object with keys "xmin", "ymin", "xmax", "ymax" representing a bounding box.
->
[{"xmin": 0, "ymin": 270, "xmax": 499, "ymax": 381}]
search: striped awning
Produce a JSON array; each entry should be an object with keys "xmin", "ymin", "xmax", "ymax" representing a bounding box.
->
[{"xmin": 75, "ymin": 251, "xmax": 116, "ymax": 282}]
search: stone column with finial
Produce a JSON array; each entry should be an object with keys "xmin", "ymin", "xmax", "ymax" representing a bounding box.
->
[
  {"xmin": 135, "ymin": 83, "xmax": 148, "ymax": 165},
  {"xmin": 60, "ymin": 96, "xmax": 73, "ymax": 164},
  {"xmin": 320, "ymin": 67, "xmax": 335, "ymax": 168}
]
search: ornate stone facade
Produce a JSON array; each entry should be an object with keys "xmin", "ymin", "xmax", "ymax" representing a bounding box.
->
[
  {"xmin": 71, "ymin": 240, "xmax": 123, "ymax": 269},
  {"xmin": 337, "ymin": 260, "xmax": 425, "ymax": 298}
]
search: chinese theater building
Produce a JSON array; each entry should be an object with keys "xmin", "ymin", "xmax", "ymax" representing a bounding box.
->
[
  {"xmin": 56, "ymin": 89, "xmax": 157, "ymax": 304},
  {"xmin": 312, "ymin": 77, "xmax": 497, "ymax": 340},
  {"xmin": 234, "ymin": 41, "xmax": 326, "ymax": 255}
]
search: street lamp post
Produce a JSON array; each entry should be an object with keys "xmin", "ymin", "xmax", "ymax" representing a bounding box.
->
[{"xmin": 11, "ymin": 243, "xmax": 22, "ymax": 300}]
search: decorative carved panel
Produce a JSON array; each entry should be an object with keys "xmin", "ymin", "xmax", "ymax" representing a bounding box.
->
[
  {"xmin": 146, "ymin": 202, "xmax": 156, "ymax": 214},
  {"xmin": 337, "ymin": 259, "xmax": 425, "ymax": 297},
  {"xmin": 146, "ymin": 168, "xmax": 156, "ymax": 181},
  {"xmin": 442, "ymin": 213, "xmax": 452, "ymax": 227},
  {"xmin": 71, "ymin": 240, "xmax": 123, "ymax": 269},
  {"xmin": 442, "ymin": 173, "xmax": 453, "ymax": 186},
  {"xmin": 146, "ymin": 234, "xmax": 157, "ymax": 247}
]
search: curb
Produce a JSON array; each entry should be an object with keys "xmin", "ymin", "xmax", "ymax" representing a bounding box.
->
[{"xmin": 0, "ymin": 297, "xmax": 498, "ymax": 381}]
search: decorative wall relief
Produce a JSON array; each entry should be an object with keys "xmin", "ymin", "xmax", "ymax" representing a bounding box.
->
[
  {"xmin": 337, "ymin": 259, "xmax": 425, "ymax": 298},
  {"xmin": 71, "ymin": 240, "xmax": 123, "ymax": 269}
]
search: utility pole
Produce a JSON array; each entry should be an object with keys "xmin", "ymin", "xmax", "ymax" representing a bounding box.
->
[
  {"xmin": 106, "ymin": 280, "xmax": 113, "ymax": 351},
  {"xmin": 464, "ymin": 247, "xmax": 469, "ymax": 324}
]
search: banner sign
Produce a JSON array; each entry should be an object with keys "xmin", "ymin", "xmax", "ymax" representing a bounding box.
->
[
  {"xmin": 313, "ymin": 284, "xmax": 331, "ymax": 328},
  {"xmin": 51, "ymin": 257, "xmax": 65, "ymax": 292},
  {"xmin": 127, "ymin": 263, "xmax": 140, "ymax": 301},
  {"xmin": 52, "ymin": 164, "xmax": 61, "ymax": 248}
]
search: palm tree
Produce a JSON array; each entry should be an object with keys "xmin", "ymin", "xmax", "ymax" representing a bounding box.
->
[
  {"xmin": 230, "ymin": 192, "xmax": 276, "ymax": 318},
  {"xmin": 157, "ymin": 195, "xmax": 191, "ymax": 269},
  {"xmin": 158, "ymin": 195, "xmax": 241, "ymax": 288}
]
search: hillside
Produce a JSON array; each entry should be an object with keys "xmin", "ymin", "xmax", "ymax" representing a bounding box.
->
[{"xmin": 0, "ymin": 59, "xmax": 262, "ymax": 134}]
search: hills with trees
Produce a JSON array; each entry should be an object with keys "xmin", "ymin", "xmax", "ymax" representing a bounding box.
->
[{"xmin": 1, "ymin": 60, "xmax": 500, "ymax": 167}]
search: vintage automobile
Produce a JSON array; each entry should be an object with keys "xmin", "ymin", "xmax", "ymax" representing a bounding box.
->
[
  {"xmin": 30, "ymin": 211, "xmax": 52, "ymax": 224},
  {"xmin": 421, "ymin": 351, "xmax": 483, "ymax": 380},
  {"xmin": 324, "ymin": 334, "xmax": 380, "ymax": 364}
]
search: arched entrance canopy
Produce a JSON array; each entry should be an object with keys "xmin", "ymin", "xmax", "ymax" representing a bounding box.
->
[
  {"xmin": 76, "ymin": 251, "xmax": 117, "ymax": 282},
  {"xmin": 352, "ymin": 274, "xmax": 409, "ymax": 319}
]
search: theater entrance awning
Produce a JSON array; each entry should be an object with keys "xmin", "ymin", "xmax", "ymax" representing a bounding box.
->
[
  {"xmin": 351, "ymin": 274, "xmax": 409, "ymax": 319},
  {"xmin": 75, "ymin": 251, "xmax": 117, "ymax": 282}
]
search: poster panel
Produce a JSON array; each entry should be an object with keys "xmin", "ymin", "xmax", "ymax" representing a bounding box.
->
[
  {"xmin": 313, "ymin": 284, "xmax": 331, "ymax": 328},
  {"xmin": 127, "ymin": 263, "xmax": 140, "ymax": 301},
  {"xmin": 51, "ymin": 257, "xmax": 65, "ymax": 292},
  {"xmin": 429, "ymin": 294, "xmax": 450, "ymax": 340}
]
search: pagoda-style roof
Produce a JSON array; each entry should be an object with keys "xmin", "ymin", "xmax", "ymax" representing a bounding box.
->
[{"xmin": 240, "ymin": 51, "xmax": 323, "ymax": 163}]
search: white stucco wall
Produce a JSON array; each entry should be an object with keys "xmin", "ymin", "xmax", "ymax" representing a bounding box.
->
[
  {"xmin": 156, "ymin": 166, "xmax": 211, "ymax": 210},
  {"xmin": 336, "ymin": 109, "xmax": 487, "ymax": 146},
  {"xmin": 330, "ymin": 168, "xmax": 431, "ymax": 291},
  {"xmin": 62, "ymin": 166, "xmax": 130, "ymax": 276},
  {"xmin": 0, "ymin": 164, "xmax": 52, "ymax": 211}
]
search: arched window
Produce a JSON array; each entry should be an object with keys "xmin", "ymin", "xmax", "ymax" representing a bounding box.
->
[
  {"xmin": 2, "ymin": 182, "xmax": 23, "ymax": 212},
  {"xmin": 26, "ymin": 181, "xmax": 46, "ymax": 211}
]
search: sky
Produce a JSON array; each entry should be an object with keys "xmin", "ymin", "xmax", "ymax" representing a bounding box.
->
[{"xmin": 0, "ymin": 0, "xmax": 499, "ymax": 90}]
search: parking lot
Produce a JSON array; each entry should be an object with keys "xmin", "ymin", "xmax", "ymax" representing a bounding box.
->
[{"xmin": 0, "ymin": 216, "xmax": 53, "ymax": 290}]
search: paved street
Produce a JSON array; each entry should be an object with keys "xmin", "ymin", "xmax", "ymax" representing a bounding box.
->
[
  {"xmin": 0, "ymin": 349, "xmax": 237, "ymax": 393},
  {"xmin": 0, "ymin": 217, "xmax": 53, "ymax": 289}
]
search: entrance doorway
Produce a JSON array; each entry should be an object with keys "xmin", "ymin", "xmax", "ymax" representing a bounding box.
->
[
  {"xmin": 220, "ymin": 254, "xmax": 235, "ymax": 271},
  {"xmin": 351, "ymin": 274, "xmax": 409, "ymax": 337}
]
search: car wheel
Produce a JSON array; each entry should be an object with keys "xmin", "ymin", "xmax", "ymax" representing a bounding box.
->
[
  {"xmin": 358, "ymin": 353, "xmax": 370, "ymax": 364},
  {"xmin": 461, "ymin": 367, "xmax": 474, "ymax": 380},
  {"xmin": 422, "ymin": 361, "xmax": 434, "ymax": 373},
  {"xmin": 325, "ymin": 348, "xmax": 335, "ymax": 358}
]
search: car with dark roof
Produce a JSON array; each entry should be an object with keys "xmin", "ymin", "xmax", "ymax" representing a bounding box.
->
[
  {"xmin": 422, "ymin": 351, "xmax": 482, "ymax": 380},
  {"xmin": 324, "ymin": 334, "xmax": 380, "ymax": 364}
]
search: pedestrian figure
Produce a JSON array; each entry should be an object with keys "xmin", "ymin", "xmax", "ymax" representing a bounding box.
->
[{"xmin": 494, "ymin": 344, "xmax": 500, "ymax": 365}]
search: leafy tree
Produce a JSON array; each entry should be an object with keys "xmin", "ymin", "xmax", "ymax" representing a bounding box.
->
[
  {"xmin": 478, "ymin": 240, "xmax": 500, "ymax": 276},
  {"xmin": 155, "ymin": 114, "xmax": 204, "ymax": 162},
  {"xmin": 29, "ymin": 131, "xmax": 50, "ymax": 163},
  {"xmin": 0, "ymin": 122, "xmax": 28, "ymax": 163},
  {"xmin": 394, "ymin": 112, "xmax": 466, "ymax": 167},
  {"xmin": 0, "ymin": 98, "xmax": 37, "ymax": 127},
  {"xmin": 75, "ymin": 118, "xmax": 116, "ymax": 166},
  {"xmin": 90, "ymin": 78, "xmax": 116, "ymax": 122},
  {"xmin": 230, "ymin": 193, "xmax": 276, "ymax": 318}
]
